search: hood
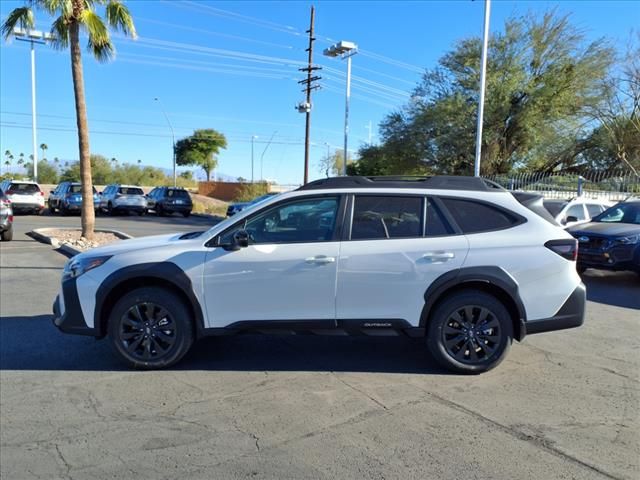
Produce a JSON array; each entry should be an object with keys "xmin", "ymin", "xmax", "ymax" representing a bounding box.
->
[
  {"xmin": 78, "ymin": 232, "xmax": 188, "ymax": 257},
  {"xmin": 568, "ymin": 222, "xmax": 640, "ymax": 237}
]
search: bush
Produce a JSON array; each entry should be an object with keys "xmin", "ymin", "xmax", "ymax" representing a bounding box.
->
[{"xmin": 233, "ymin": 182, "xmax": 269, "ymax": 202}]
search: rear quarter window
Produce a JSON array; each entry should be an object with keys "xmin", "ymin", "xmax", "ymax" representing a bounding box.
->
[{"xmin": 441, "ymin": 198, "xmax": 522, "ymax": 233}]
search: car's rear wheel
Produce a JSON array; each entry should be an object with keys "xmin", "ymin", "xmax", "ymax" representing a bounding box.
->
[
  {"xmin": 182, "ymin": 211, "xmax": 191, "ymax": 218},
  {"xmin": 107, "ymin": 202, "xmax": 115, "ymax": 216},
  {"xmin": 1, "ymin": 225, "xmax": 13, "ymax": 241},
  {"xmin": 427, "ymin": 290, "xmax": 513, "ymax": 374},
  {"xmin": 107, "ymin": 287, "xmax": 195, "ymax": 369}
]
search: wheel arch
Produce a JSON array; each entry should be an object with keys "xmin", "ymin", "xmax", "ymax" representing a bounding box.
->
[
  {"xmin": 94, "ymin": 262, "xmax": 205, "ymax": 339},
  {"xmin": 420, "ymin": 267, "xmax": 526, "ymax": 341}
]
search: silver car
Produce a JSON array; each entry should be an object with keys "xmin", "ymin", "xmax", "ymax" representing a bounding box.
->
[{"xmin": 99, "ymin": 184, "xmax": 147, "ymax": 216}]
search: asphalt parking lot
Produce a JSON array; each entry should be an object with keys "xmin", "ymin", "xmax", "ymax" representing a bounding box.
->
[{"xmin": 1, "ymin": 213, "xmax": 638, "ymax": 480}]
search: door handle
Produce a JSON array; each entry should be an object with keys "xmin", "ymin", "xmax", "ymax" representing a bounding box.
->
[
  {"xmin": 305, "ymin": 255, "xmax": 336, "ymax": 265},
  {"xmin": 422, "ymin": 251, "xmax": 455, "ymax": 262}
]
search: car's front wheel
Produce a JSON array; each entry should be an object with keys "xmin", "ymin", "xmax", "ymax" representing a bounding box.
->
[
  {"xmin": 107, "ymin": 287, "xmax": 195, "ymax": 369},
  {"xmin": 1, "ymin": 226, "xmax": 13, "ymax": 241},
  {"xmin": 427, "ymin": 290, "xmax": 513, "ymax": 374}
]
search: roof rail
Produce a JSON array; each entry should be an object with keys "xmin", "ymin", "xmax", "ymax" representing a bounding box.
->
[{"xmin": 298, "ymin": 175, "xmax": 505, "ymax": 192}]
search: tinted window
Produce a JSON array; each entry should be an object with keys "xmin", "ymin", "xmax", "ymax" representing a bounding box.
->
[
  {"xmin": 565, "ymin": 204, "xmax": 586, "ymax": 221},
  {"xmin": 68, "ymin": 184, "xmax": 97, "ymax": 194},
  {"xmin": 118, "ymin": 187, "xmax": 144, "ymax": 195},
  {"xmin": 426, "ymin": 198, "xmax": 451, "ymax": 236},
  {"xmin": 441, "ymin": 198, "xmax": 519, "ymax": 233},
  {"xmin": 351, "ymin": 196, "xmax": 422, "ymax": 240},
  {"xmin": 167, "ymin": 189, "xmax": 190, "ymax": 199},
  {"xmin": 222, "ymin": 197, "xmax": 340, "ymax": 244},
  {"xmin": 8, "ymin": 183, "xmax": 39, "ymax": 194},
  {"xmin": 543, "ymin": 200, "xmax": 568, "ymax": 218},
  {"xmin": 586, "ymin": 204, "xmax": 604, "ymax": 218}
]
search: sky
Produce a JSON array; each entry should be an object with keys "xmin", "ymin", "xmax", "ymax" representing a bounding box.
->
[{"xmin": 0, "ymin": 0, "xmax": 638, "ymax": 185}]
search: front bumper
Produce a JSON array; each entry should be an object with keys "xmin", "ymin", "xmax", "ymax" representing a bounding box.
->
[
  {"xmin": 522, "ymin": 283, "xmax": 586, "ymax": 336},
  {"xmin": 52, "ymin": 278, "xmax": 98, "ymax": 337},
  {"xmin": 577, "ymin": 246, "xmax": 639, "ymax": 272}
]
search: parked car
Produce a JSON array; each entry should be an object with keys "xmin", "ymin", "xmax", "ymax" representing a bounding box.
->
[
  {"xmin": 53, "ymin": 175, "xmax": 585, "ymax": 374},
  {"xmin": 226, "ymin": 192, "xmax": 278, "ymax": 216},
  {"xmin": 147, "ymin": 187, "xmax": 193, "ymax": 217},
  {"xmin": 0, "ymin": 190, "xmax": 13, "ymax": 241},
  {"xmin": 568, "ymin": 200, "xmax": 640, "ymax": 274},
  {"xmin": 0, "ymin": 180, "xmax": 45, "ymax": 215},
  {"xmin": 99, "ymin": 184, "xmax": 147, "ymax": 215},
  {"xmin": 543, "ymin": 197, "xmax": 613, "ymax": 227},
  {"xmin": 48, "ymin": 181, "xmax": 100, "ymax": 215}
]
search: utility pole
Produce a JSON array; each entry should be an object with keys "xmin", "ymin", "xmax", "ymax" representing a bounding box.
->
[
  {"xmin": 154, "ymin": 97, "xmax": 176, "ymax": 187},
  {"xmin": 298, "ymin": 6, "xmax": 322, "ymax": 185},
  {"xmin": 365, "ymin": 120, "xmax": 373, "ymax": 144},
  {"xmin": 251, "ymin": 135, "xmax": 257, "ymax": 183}
]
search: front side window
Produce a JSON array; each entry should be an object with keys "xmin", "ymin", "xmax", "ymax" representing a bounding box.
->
[
  {"xmin": 441, "ymin": 198, "xmax": 520, "ymax": 233},
  {"xmin": 221, "ymin": 196, "xmax": 340, "ymax": 245},
  {"xmin": 351, "ymin": 195, "xmax": 423, "ymax": 240},
  {"xmin": 565, "ymin": 204, "xmax": 586, "ymax": 221}
]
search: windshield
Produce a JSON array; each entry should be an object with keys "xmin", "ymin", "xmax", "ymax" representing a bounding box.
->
[
  {"xmin": 118, "ymin": 187, "xmax": 144, "ymax": 195},
  {"xmin": 542, "ymin": 200, "xmax": 568, "ymax": 218},
  {"xmin": 8, "ymin": 183, "xmax": 40, "ymax": 194},
  {"xmin": 592, "ymin": 203, "xmax": 640, "ymax": 225}
]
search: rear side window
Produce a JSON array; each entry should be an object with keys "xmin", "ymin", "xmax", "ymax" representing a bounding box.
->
[
  {"xmin": 8, "ymin": 183, "xmax": 40, "ymax": 194},
  {"xmin": 426, "ymin": 198, "xmax": 451, "ymax": 236},
  {"xmin": 586, "ymin": 204, "xmax": 604, "ymax": 217},
  {"xmin": 441, "ymin": 198, "xmax": 520, "ymax": 233},
  {"xmin": 68, "ymin": 185, "xmax": 97, "ymax": 194},
  {"xmin": 351, "ymin": 195, "xmax": 422, "ymax": 240},
  {"xmin": 565, "ymin": 204, "xmax": 586, "ymax": 221},
  {"xmin": 118, "ymin": 187, "xmax": 144, "ymax": 195}
]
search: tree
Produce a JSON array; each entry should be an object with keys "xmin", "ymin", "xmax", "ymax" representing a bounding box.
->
[
  {"xmin": 319, "ymin": 149, "xmax": 353, "ymax": 177},
  {"xmin": 2, "ymin": 0, "xmax": 136, "ymax": 240},
  {"xmin": 17, "ymin": 153, "xmax": 24, "ymax": 169},
  {"xmin": 175, "ymin": 129, "xmax": 227, "ymax": 181},
  {"xmin": 3, "ymin": 150, "xmax": 12, "ymax": 172},
  {"xmin": 61, "ymin": 154, "xmax": 114, "ymax": 184},
  {"xmin": 353, "ymin": 10, "xmax": 615, "ymax": 176},
  {"xmin": 40, "ymin": 143, "xmax": 48, "ymax": 161},
  {"xmin": 28, "ymin": 160, "xmax": 58, "ymax": 184}
]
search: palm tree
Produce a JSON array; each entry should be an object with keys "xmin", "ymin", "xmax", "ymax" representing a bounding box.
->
[
  {"xmin": 137, "ymin": 159, "xmax": 141, "ymax": 165},
  {"xmin": 40, "ymin": 143, "xmax": 48, "ymax": 161},
  {"xmin": 53, "ymin": 156, "xmax": 60, "ymax": 171},
  {"xmin": 3, "ymin": 150, "xmax": 11, "ymax": 172},
  {"xmin": 2, "ymin": 1, "xmax": 136, "ymax": 239},
  {"xmin": 17, "ymin": 153, "xmax": 24, "ymax": 170},
  {"xmin": 3, "ymin": 160, "xmax": 9, "ymax": 173}
]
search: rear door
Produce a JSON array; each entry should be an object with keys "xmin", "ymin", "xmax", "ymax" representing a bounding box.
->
[{"xmin": 336, "ymin": 195, "xmax": 468, "ymax": 326}]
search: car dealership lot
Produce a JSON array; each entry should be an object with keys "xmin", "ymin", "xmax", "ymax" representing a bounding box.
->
[{"xmin": 1, "ymin": 215, "xmax": 638, "ymax": 479}]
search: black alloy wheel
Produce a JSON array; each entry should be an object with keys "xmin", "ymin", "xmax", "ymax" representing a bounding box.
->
[
  {"xmin": 427, "ymin": 290, "xmax": 513, "ymax": 374},
  {"xmin": 107, "ymin": 287, "xmax": 195, "ymax": 369}
]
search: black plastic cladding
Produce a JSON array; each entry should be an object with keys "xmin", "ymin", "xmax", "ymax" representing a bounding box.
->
[{"xmin": 298, "ymin": 176, "xmax": 505, "ymax": 192}]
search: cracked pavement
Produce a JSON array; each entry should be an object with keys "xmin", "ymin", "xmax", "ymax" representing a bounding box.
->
[{"xmin": 1, "ymin": 214, "xmax": 639, "ymax": 479}]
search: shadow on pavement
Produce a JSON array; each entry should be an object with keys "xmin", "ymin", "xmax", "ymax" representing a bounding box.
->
[
  {"xmin": 583, "ymin": 270, "xmax": 639, "ymax": 309},
  {"xmin": 0, "ymin": 315, "xmax": 446, "ymax": 375}
]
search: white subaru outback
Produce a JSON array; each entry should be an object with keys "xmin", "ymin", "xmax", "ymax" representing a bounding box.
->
[{"xmin": 53, "ymin": 176, "xmax": 586, "ymax": 374}]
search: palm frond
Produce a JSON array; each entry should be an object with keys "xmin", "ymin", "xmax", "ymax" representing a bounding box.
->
[
  {"xmin": 80, "ymin": 8, "xmax": 113, "ymax": 62},
  {"xmin": 38, "ymin": 0, "xmax": 72, "ymax": 17},
  {"xmin": 49, "ymin": 15, "xmax": 69, "ymax": 50},
  {"xmin": 105, "ymin": 0, "xmax": 136, "ymax": 39},
  {"xmin": 1, "ymin": 7, "xmax": 35, "ymax": 40}
]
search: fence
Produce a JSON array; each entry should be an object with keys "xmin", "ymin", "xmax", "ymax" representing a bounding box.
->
[{"xmin": 484, "ymin": 170, "xmax": 640, "ymax": 201}]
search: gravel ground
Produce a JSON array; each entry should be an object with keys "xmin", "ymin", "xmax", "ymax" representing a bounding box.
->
[{"xmin": 47, "ymin": 229, "xmax": 122, "ymax": 251}]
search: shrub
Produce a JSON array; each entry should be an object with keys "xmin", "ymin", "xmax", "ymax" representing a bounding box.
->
[{"xmin": 233, "ymin": 182, "xmax": 269, "ymax": 202}]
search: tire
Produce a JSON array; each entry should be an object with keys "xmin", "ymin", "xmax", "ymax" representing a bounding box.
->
[
  {"xmin": 107, "ymin": 202, "xmax": 115, "ymax": 216},
  {"xmin": 182, "ymin": 211, "xmax": 191, "ymax": 218},
  {"xmin": 1, "ymin": 226, "xmax": 13, "ymax": 241},
  {"xmin": 107, "ymin": 287, "xmax": 195, "ymax": 369},
  {"xmin": 157, "ymin": 204, "xmax": 166, "ymax": 217},
  {"xmin": 138, "ymin": 209, "xmax": 146, "ymax": 216},
  {"xmin": 60, "ymin": 204, "xmax": 69, "ymax": 216},
  {"xmin": 427, "ymin": 290, "xmax": 513, "ymax": 374},
  {"xmin": 577, "ymin": 265, "xmax": 587, "ymax": 275},
  {"xmin": 48, "ymin": 201, "xmax": 56, "ymax": 214}
]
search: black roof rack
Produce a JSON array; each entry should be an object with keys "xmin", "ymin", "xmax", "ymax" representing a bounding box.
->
[{"xmin": 297, "ymin": 175, "xmax": 505, "ymax": 192}]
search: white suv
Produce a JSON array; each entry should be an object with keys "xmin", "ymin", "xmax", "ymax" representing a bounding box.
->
[
  {"xmin": 53, "ymin": 176, "xmax": 586, "ymax": 374},
  {"xmin": 99, "ymin": 184, "xmax": 147, "ymax": 215},
  {"xmin": 0, "ymin": 179, "xmax": 45, "ymax": 214}
]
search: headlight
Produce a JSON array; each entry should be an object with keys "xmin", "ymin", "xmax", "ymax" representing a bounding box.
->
[
  {"xmin": 614, "ymin": 235, "xmax": 639, "ymax": 245},
  {"xmin": 62, "ymin": 255, "xmax": 111, "ymax": 280}
]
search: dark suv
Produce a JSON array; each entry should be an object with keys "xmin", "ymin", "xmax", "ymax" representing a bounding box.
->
[
  {"xmin": 568, "ymin": 200, "xmax": 640, "ymax": 274},
  {"xmin": 147, "ymin": 187, "xmax": 193, "ymax": 217}
]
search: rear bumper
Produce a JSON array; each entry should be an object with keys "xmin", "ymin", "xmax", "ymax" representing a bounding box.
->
[
  {"xmin": 10, "ymin": 202, "xmax": 43, "ymax": 211},
  {"xmin": 163, "ymin": 204, "xmax": 192, "ymax": 213},
  {"xmin": 52, "ymin": 279, "xmax": 98, "ymax": 337},
  {"xmin": 523, "ymin": 283, "xmax": 586, "ymax": 336}
]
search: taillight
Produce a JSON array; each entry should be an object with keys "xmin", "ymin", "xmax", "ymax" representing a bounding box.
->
[
  {"xmin": 545, "ymin": 239, "xmax": 578, "ymax": 261},
  {"xmin": 38, "ymin": 191, "xmax": 44, "ymax": 196}
]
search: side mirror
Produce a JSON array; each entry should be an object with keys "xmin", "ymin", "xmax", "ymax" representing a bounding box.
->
[
  {"xmin": 224, "ymin": 230, "xmax": 250, "ymax": 251},
  {"xmin": 565, "ymin": 216, "xmax": 578, "ymax": 224}
]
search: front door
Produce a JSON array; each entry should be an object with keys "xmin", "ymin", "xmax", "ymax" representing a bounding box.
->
[{"xmin": 203, "ymin": 195, "xmax": 343, "ymax": 327}]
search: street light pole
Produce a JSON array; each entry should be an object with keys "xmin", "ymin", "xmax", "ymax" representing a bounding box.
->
[
  {"xmin": 154, "ymin": 97, "xmax": 176, "ymax": 187},
  {"xmin": 323, "ymin": 41, "xmax": 358, "ymax": 176},
  {"xmin": 13, "ymin": 29, "xmax": 54, "ymax": 182},
  {"xmin": 474, "ymin": 0, "xmax": 491, "ymax": 177},
  {"xmin": 251, "ymin": 135, "xmax": 257, "ymax": 183}
]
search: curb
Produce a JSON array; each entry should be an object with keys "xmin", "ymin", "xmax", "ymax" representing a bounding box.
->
[{"xmin": 28, "ymin": 227, "xmax": 133, "ymax": 257}]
